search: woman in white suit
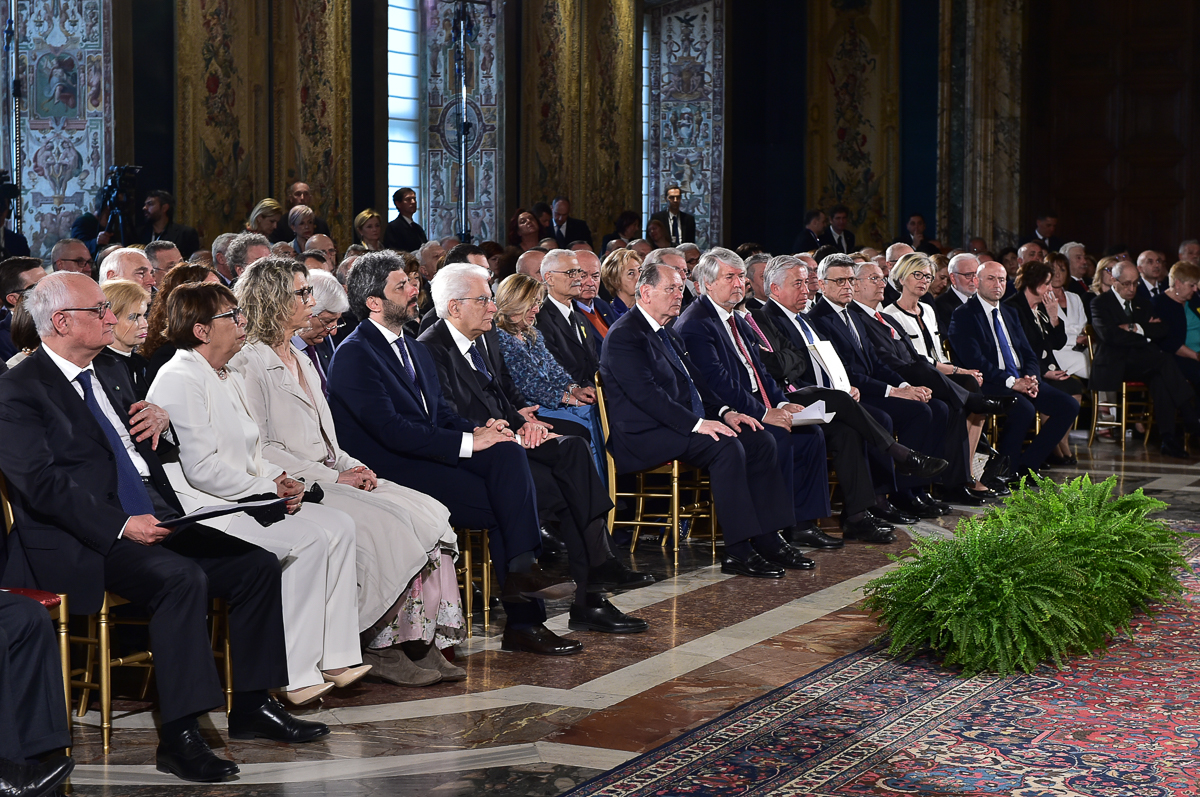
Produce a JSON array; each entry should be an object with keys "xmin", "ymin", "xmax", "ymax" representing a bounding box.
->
[
  {"xmin": 147, "ymin": 281, "xmax": 369, "ymax": 706},
  {"xmin": 229, "ymin": 260, "xmax": 465, "ymax": 686}
]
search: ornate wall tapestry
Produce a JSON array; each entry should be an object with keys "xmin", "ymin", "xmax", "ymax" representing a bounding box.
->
[
  {"xmin": 271, "ymin": 0, "xmax": 352, "ymax": 246},
  {"xmin": 176, "ymin": 0, "xmax": 271, "ymax": 245},
  {"xmin": 936, "ymin": 0, "xmax": 1023, "ymax": 251},
  {"xmin": 806, "ymin": 0, "xmax": 899, "ymax": 250},
  {"xmin": 647, "ymin": 0, "xmax": 723, "ymax": 249},
  {"xmin": 421, "ymin": 0, "xmax": 504, "ymax": 243},
  {"xmin": 3, "ymin": 0, "xmax": 113, "ymax": 258},
  {"xmin": 522, "ymin": 0, "xmax": 638, "ymax": 245}
]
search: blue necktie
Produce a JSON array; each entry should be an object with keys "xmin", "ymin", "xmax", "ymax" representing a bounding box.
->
[
  {"xmin": 76, "ymin": 371, "xmax": 156, "ymax": 517},
  {"xmin": 394, "ymin": 337, "xmax": 418, "ymax": 386},
  {"xmin": 796, "ymin": 314, "xmax": 831, "ymax": 389},
  {"xmin": 656, "ymin": 329, "xmax": 704, "ymax": 417},
  {"xmin": 468, "ymin": 342, "xmax": 491, "ymax": 381},
  {"xmin": 992, "ymin": 308, "xmax": 1020, "ymax": 379}
]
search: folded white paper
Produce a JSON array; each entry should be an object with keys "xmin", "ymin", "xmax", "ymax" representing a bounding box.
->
[{"xmin": 791, "ymin": 399, "xmax": 836, "ymax": 426}]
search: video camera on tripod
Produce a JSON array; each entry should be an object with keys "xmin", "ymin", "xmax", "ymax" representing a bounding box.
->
[{"xmin": 98, "ymin": 164, "xmax": 141, "ymax": 245}]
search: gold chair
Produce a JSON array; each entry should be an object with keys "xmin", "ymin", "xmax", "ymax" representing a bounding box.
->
[
  {"xmin": 455, "ymin": 527, "xmax": 495, "ymax": 635},
  {"xmin": 594, "ymin": 376, "xmax": 716, "ymax": 567},
  {"xmin": 1086, "ymin": 331, "xmax": 1153, "ymax": 451},
  {"xmin": 0, "ymin": 473, "xmax": 71, "ymax": 752}
]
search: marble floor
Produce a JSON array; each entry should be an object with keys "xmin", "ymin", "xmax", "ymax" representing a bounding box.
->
[{"xmin": 62, "ymin": 429, "xmax": 1196, "ymax": 795}]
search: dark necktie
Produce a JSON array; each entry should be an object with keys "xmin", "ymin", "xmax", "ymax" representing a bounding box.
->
[
  {"xmin": 468, "ymin": 341, "xmax": 491, "ymax": 381},
  {"xmin": 742, "ymin": 313, "xmax": 772, "ymax": 353},
  {"xmin": 394, "ymin": 337, "xmax": 419, "ymax": 387},
  {"xmin": 304, "ymin": 345, "xmax": 328, "ymax": 396},
  {"xmin": 1123, "ymin": 299, "xmax": 1134, "ymax": 320},
  {"xmin": 671, "ymin": 215, "xmax": 680, "ymax": 245},
  {"xmin": 656, "ymin": 328, "xmax": 704, "ymax": 417},
  {"xmin": 76, "ymin": 371, "xmax": 156, "ymax": 516},
  {"xmin": 842, "ymin": 309, "xmax": 864, "ymax": 352},
  {"xmin": 991, "ymin": 308, "xmax": 1020, "ymax": 379},
  {"xmin": 727, "ymin": 316, "xmax": 770, "ymax": 410},
  {"xmin": 796, "ymin": 314, "xmax": 831, "ymax": 388}
]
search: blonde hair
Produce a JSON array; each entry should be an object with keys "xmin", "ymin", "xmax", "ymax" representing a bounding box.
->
[
  {"xmin": 354, "ymin": 208, "xmax": 383, "ymax": 235},
  {"xmin": 100, "ymin": 279, "xmax": 150, "ymax": 320},
  {"xmin": 601, "ymin": 248, "xmax": 643, "ymax": 296},
  {"xmin": 1169, "ymin": 260, "xmax": 1200, "ymax": 287},
  {"xmin": 494, "ymin": 273, "xmax": 546, "ymax": 339},
  {"xmin": 248, "ymin": 198, "xmax": 284, "ymax": 232},
  {"xmin": 234, "ymin": 256, "xmax": 309, "ymax": 347},
  {"xmin": 890, "ymin": 251, "xmax": 934, "ymax": 289}
]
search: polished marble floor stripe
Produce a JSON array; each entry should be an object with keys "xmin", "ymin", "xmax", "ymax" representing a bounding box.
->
[{"xmin": 69, "ymin": 741, "xmax": 638, "ymax": 787}]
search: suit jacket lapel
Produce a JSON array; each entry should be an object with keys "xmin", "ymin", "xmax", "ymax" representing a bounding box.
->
[
  {"xmin": 364, "ymin": 321, "xmax": 427, "ymax": 412},
  {"xmin": 32, "ymin": 350, "xmax": 113, "ymax": 452}
]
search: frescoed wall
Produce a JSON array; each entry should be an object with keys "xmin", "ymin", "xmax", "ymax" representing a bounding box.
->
[{"xmin": 647, "ymin": 0, "xmax": 724, "ymax": 249}]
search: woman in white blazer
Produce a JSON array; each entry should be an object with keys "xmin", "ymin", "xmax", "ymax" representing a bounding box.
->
[
  {"xmin": 229, "ymin": 259, "xmax": 465, "ymax": 686},
  {"xmin": 147, "ymin": 281, "xmax": 368, "ymax": 706}
]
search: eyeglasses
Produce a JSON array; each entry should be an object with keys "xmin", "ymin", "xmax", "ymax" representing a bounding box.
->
[
  {"xmin": 550, "ymin": 269, "xmax": 584, "ymax": 279},
  {"xmin": 313, "ymin": 316, "xmax": 345, "ymax": 331},
  {"xmin": 822, "ymin": 276, "xmax": 858, "ymax": 287},
  {"xmin": 60, "ymin": 302, "xmax": 112, "ymax": 318},
  {"xmin": 293, "ymin": 286, "xmax": 314, "ymax": 299},
  {"xmin": 860, "ymin": 275, "xmax": 888, "ymax": 284},
  {"xmin": 455, "ymin": 295, "xmax": 495, "ymax": 306},
  {"xmin": 952, "ymin": 272, "xmax": 979, "ymax": 281},
  {"xmin": 211, "ymin": 307, "xmax": 245, "ymax": 324},
  {"xmin": 57, "ymin": 257, "xmax": 94, "ymax": 269},
  {"xmin": 909, "ymin": 272, "xmax": 934, "ymax": 282}
]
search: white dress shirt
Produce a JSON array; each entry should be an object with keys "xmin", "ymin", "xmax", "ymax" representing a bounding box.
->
[
  {"xmin": 370, "ymin": 319, "xmax": 474, "ymax": 458},
  {"xmin": 707, "ymin": 298, "xmax": 787, "ymax": 416},
  {"xmin": 547, "ymin": 294, "xmax": 581, "ymax": 342},
  {"xmin": 637, "ymin": 304, "xmax": 728, "ymax": 430},
  {"xmin": 821, "ymin": 297, "xmax": 907, "ymax": 395},
  {"xmin": 976, "ymin": 296, "xmax": 1023, "ymax": 388},
  {"xmin": 951, "ymin": 285, "xmax": 974, "ymax": 305}
]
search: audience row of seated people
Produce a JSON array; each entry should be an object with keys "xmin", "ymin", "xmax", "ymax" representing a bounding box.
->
[{"xmin": 0, "ymin": 215, "xmax": 1195, "ymax": 788}]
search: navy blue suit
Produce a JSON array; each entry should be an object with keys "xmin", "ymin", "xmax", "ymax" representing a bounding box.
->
[
  {"xmin": 947, "ymin": 295, "xmax": 1079, "ymax": 470},
  {"xmin": 675, "ymin": 297, "xmax": 830, "ymax": 523},
  {"xmin": 599, "ymin": 306, "xmax": 794, "ymax": 545},
  {"xmin": 327, "ymin": 319, "xmax": 542, "ymax": 584},
  {"xmin": 808, "ymin": 297, "xmax": 946, "ymax": 490}
]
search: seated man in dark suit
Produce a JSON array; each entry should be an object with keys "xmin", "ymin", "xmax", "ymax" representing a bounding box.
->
[
  {"xmin": 600, "ymin": 262, "xmax": 808, "ymax": 579},
  {"xmin": 549, "ymin": 197, "xmax": 593, "ymax": 251},
  {"xmin": 139, "ymin": 190, "xmax": 200, "ymax": 259},
  {"xmin": 419, "ymin": 264, "xmax": 653, "ymax": 633},
  {"xmin": 935, "ymin": 253, "xmax": 980, "ymax": 332},
  {"xmin": 675, "ymin": 247, "xmax": 832, "ymax": 560},
  {"xmin": 850, "ymin": 259, "xmax": 1012, "ymax": 507},
  {"xmin": 574, "ymin": 250, "xmax": 615, "ymax": 338},
  {"xmin": 537, "ymin": 249, "xmax": 603, "ymax": 384},
  {"xmin": 1092, "ymin": 260, "xmax": 1200, "ymax": 458},
  {"xmin": 649, "ymin": 184, "xmax": 696, "ymax": 246},
  {"xmin": 0, "ymin": 272, "xmax": 325, "ymax": 783},
  {"xmin": 327, "ymin": 252, "xmax": 580, "ymax": 655},
  {"xmin": 382, "ymin": 187, "xmax": 429, "ymax": 253},
  {"xmin": 749, "ymin": 256, "xmax": 948, "ymax": 543},
  {"xmin": 947, "ymin": 261, "xmax": 1080, "ymax": 476},
  {"xmin": 0, "ymin": 592, "xmax": 74, "ymax": 796},
  {"xmin": 809, "ymin": 254, "xmax": 951, "ymax": 519},
  {"xmin": 1134, "ymin": 249, "xmax": 1169, "ymax": 303},
  {"xmin": 792, "ymin": 209, "xmax": 827, "ymax": 253},
  {"xmin": 818, "ymin": 204, "xmax": 856, "ymax": 253}
]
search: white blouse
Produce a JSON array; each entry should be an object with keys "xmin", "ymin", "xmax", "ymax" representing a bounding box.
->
[{"xmin": 882, "ymin": 300, "xmax": 947, "ymax": 365}]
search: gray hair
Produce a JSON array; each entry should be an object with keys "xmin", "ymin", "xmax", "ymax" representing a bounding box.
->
[
  {"xmin": 643, "ymin": 247, "xmax": 685, "ymax": 267},
  {"xmin": 1059, "ymin": 241, "xmax": 1085, "ymax": 259},
  {"xmin": 26, "ymin": 271, "xmax": 83, "ymax": 337},
  {"xmin": 431, "ymin": 263, "xmax": 492, "ymax": 318},
  {"xmin": 816, "ymin": 253, "xmax": 856, "ymax": 280},
  {"xmin": 678, "ymin": 242, "xmax": 701, "ymax": 256},
  {"xmin": 635, "ymin": 261, "xmax": 675, "ymax": 293},
  {"xmin": 416, "ymin": 240, "xmax": 443, "ymax": 260},
  {"xmin": 539, "ymin": 248, "xmax": 576, "ymax": 279},
  {"xmin": 1112, "ymin": 259, "xmax": 1137, "ymax": 282},
  {"xmin": 852, "ymin": 260, "xmax": 878, "ymax": 278},
  {"xmin": 143, "ymin": 239, "xmax": 180, "ymax": 267},
  {"xmin": 693, "ymin": 246, "xmax": 744, "ymax": 295},
  {"xmin": 50, "ymin": 237, "xmax": 84, "ymax": 265},
  {"xmin": 307, "ymin": 268, "xmax": 349, "ymax": 315},
  {"xmin": 227, "ymin": 232, "xmax": 271, "ymax": 272},
  {"xmin": 764, "ymin": 255, "xmax": 805, "ymax": 293},
  {"xmin": 1180, "ymin": 239, "xmax": 1198, "ymax": 256},
  {"xmin": 100, "ymin": 248, "xmax": 149, "ymax": 282},
  {"xmin": 948, "ymin": 252, "xmax": 979, "ymax": 274},
  {"xmin": 743, "ymin": 253, "xmax": 770, "ymax": 280},
  {"xmin": 212, "ymin": 232, "xmax": 237, "ymax": 260},
  {"xmin": 288, "ymin": 204, "xmax": 315, "ymax": 227}
]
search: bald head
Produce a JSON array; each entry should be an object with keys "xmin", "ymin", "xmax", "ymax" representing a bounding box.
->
[
  {"xmin": 884, "ymin": 243, "xmax": 913, "ymax": 274},
  {"xmin": 976, "ymin": 261, "xmax": 1009, "ymax": 303},
  {"xmin": 516, "ymin": 250, "xmax": 546, "ymax": 282},
  {"xmin": 103, "ymin": 248, "xmax": 156, "ymax": 291}
]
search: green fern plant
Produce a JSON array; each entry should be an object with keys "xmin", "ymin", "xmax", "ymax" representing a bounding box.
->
[{"xmin": 863, "ymin": 474, "xmax": 1194, "ymax": 676}]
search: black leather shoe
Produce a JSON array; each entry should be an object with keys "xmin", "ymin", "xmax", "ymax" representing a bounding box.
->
[
  {"xmin": 568, "ymin": 599, "xmax": 649, "ymax": 633},
  {"xmin": 539, "ymin": 527, "xmax": 566, "ymax": 556},
  {"xmin": 586, "ymin": 558, "xmax": 657, "ymax": 592},
  {"xmin": 842, "ymin": 515, "xmax": 897, "ymax": 543},
  {"xmin": 890, "ymin": 493, "xmax": 942, "ymax": 519},
  {"xmin": 501, "ymin": 564, "xmax": 576, "ymax": 602},
  {"xmin": 914, "ymin": 491, "xmax": 951, "ymax": 516},
  {"xmin": 895, "ymin": 450, "xmax": 948, "ymax": 479},
  {"xmin": 932, "ymin": 484, "xmax": 990, "ymax": 507},
  {"xmin": 1162, "ymin": 437, "xmax": 1189, "ymax": 459},
  {"xmin": 754, "ymin": 542, "xmax": 816, "ymax": 570},
  {"xmin": 782, "ymin": 523, "xmax": 844, "ymax": 549},
  {"xmin": 156, "ymin": 727, "xmax": 240, "ymax": 783},
  {"xmin": 501, "ymin": 624, "xmax": 584, "ymax": 655},
  {"xmin": 228, "ymin": 697, "xmax": 330, "ymax": 742},
  {"xmin": 978, "ymin": 395, "xmax": 1018, "ymax": 414},
  {"xmin": 870, "ymin": 501, "xmax": 919, "ymax": 525},
  {"xmin": 720, "ymin": 551, "xmax": 785, "ymax": 578},
  {"xmin": 0, "ymin": 755, "xmax": 74, "ymax": 797}
]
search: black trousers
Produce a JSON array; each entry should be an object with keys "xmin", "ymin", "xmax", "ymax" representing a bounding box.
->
[
  {"xmin": 102, "ymin": 487, "xmax": 289, "ymax": 724},
  {"xmin": 1118, "ymin": 350, "xmax": 1196, "ymax": 437},
  {"xmin": 677, "ymin": 427, "xmax": 793, "ymax": 545},
  {"xmin": 0, "ymin": 592, "xmax": 70, "ymax": 760}
]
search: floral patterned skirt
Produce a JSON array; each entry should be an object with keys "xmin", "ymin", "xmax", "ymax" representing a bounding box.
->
[{"xmin": 368, "ymin": 551, "xmax": 466, "ymax": 650}]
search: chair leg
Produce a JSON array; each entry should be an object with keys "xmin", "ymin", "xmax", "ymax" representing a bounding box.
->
[
  {"xmin": 99, "ymin": 604, "xmax": 112, "ymax": 755},
  {"xmin": 481, "ymin": 529, "xmax": 492, "ymax": 633},
  {"xmin": 1119, "ymin": 384, "xmax": 1128, "ymax": 453},
  {"xmin": 1088, "ymin": 392, "xmax": 1100, "ymax": 446},
  {"xmin": 670, "ymin": 462, "xmax": 681, "ymax": 569},
  {"xmin": 461, "ymin": 536, "xmax": 473, "ymax": 639},
  {"xmin": 76, "ymin": 616, "xmax": 97, "ymax": 719},
  {"xmin": 55, "ymin": 596, "xmax": 71, "ymax": 752}
]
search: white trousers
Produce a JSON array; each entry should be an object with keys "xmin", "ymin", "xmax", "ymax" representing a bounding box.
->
[{"xmin": 223, "ymin": 503, "xmax": 360, "ymax": 689}]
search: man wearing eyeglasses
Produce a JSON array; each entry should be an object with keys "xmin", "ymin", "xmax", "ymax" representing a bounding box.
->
[
  {"xmin": 50, "ymin": 237, "xmax": 96, "ymax": 277},
  {"xmin": 144, "ymin": 240, "xmax": 182, "ymax": 289},
  {"xmin": 0, "ymin": 272, "xmax": 319, "ymax": 782},
  {"xmin": 291, "ymin": 269, "xmax": 348, "ymax": 398},
  {"xmin": 1089, "ymin": 260, "xmax": 1200, "ymax": 458},
  {"xmin": 537, "ymin": 249, "xmax": 601, "ymax": 395},
  {"xmin": 100, "ymin": 248, "xmax": 157, "ymax": 292},
  {"xmin": 0, "ymin": 256, "xmax": 47, "ymax": 360},
  {"xmin": 934, "ymin": 253, "xmax": 980, "ymax": 332}
]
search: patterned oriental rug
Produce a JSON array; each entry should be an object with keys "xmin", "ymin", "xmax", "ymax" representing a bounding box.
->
[{"xmin": 567, "ymin": 550, "xmax": 1200, "ymax": 796}]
